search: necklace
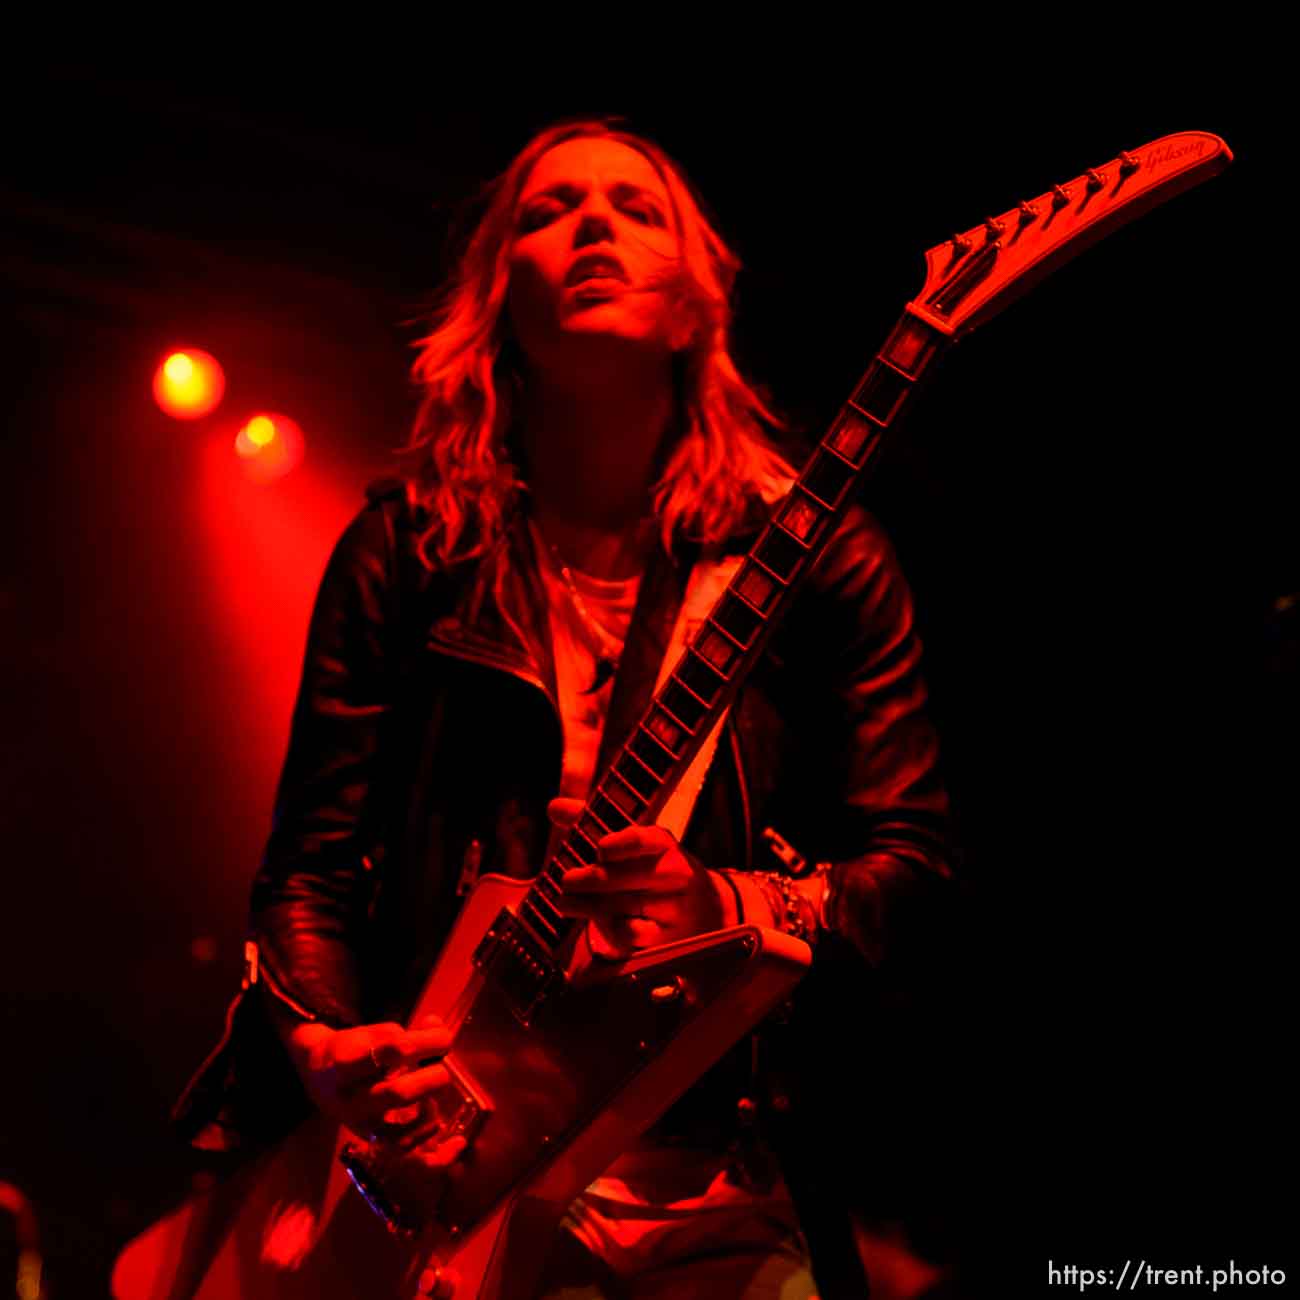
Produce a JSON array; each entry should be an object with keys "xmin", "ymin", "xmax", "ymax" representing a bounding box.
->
[{"xmin": 531, "ymin": 521, "xmax": 634, "ymax": 695}]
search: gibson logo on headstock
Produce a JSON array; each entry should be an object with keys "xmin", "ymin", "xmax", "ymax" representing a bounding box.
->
[{"xmin": 1142, "ymin": 139, "xmax": 1208, "ymax": 170}]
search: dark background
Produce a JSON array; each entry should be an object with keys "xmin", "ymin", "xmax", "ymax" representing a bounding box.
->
[{"xmin": 1, "ymin": 61, "xmax": 1290, "ymax": 1296}]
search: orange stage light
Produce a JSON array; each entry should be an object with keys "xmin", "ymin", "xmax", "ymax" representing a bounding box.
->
[
  {"xmin": 153, "ymin": 348, "xmax": 226, "ymax": 420},
  {"xmin": 233, "ymin": 413, "xmax": 305, "ymax": 483}
]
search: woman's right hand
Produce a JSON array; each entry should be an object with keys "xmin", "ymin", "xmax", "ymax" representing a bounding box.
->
[{"xmin": 281, "ymin": 1014, "xmax": 468, "ymax": 1171}]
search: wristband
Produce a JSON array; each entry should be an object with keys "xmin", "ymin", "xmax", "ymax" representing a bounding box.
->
[
  {"xmin": 813, "ymin": 862, "xmax": 834, "ymax": 931},
  {"xmin": 718, "ymin": 870, "xmax": 746, "ymax": 926}
]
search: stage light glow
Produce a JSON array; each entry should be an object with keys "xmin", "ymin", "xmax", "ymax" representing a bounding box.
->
[
  {"xmin": 153, "ymin": 348, "xmax": 225, "ymax": 420},
  {"xmin": 247, "ymin": 416, "xmax": 275, "ymax": 447},
  {"xmin": 189, "ymin": 936, "xmax": 218, "ymax": 964},
  {"xmin": 234, "ymin": 413, "xmax": 305, "ymax": 482}
]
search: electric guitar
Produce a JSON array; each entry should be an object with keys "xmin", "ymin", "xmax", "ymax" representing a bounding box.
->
[{"xmin": 113, "ymin": 130, "xmax": 1232, "ymax": 1300}]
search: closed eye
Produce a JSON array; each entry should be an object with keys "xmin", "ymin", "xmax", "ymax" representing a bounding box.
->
[
  {"xmin": 624, "ymin": 201, "xmax": 665, "ymax": 227},
  {"xmin": 517, "ymin": 183, "xmax": 667, "ymax": 233},
  {"xmin": 517, "ymin": 203, "xmax": 560, "ymax": 233}
]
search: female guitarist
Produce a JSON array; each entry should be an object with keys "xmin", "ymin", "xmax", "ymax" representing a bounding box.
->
[{"xmin": 169, "ymin": 115, "xmax": 957, "ymax": 1299}]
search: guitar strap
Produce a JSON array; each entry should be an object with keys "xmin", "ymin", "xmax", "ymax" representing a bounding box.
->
[
  {"xmin": 541, "ymin": 541, "xmax": 744, "ymax": 872},
  {"xmin": 585, "ymin": 486, "xmax": 785, "ymax": 847},
  {"xmin": 649, "ymin": 548, "xmax": 745, "ymax": 840}
]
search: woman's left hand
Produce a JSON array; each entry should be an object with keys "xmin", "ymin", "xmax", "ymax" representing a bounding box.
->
[{"xmin": 547, "ymin": 797, "xmax": 732, "ymax": 958}]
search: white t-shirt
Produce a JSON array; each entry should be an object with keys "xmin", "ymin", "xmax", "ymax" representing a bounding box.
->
[{"xmin": 532, "ymin": 526, "xmax": 642, "ymax": 803}]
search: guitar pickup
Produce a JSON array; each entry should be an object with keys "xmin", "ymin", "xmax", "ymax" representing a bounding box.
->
[{"xmin": 473, "ymin": 907, "xmax": 560, "ymax": 1025}]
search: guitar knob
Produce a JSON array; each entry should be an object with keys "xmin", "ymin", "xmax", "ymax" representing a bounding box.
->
[{"xmin": 650, "ymin": 977, "xmax": 683, "ymax": 1003}]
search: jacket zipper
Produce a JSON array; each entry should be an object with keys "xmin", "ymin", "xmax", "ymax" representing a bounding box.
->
[{"xmin": 245, "ymin": 939, "xmax": 322, "ymax": 1023}]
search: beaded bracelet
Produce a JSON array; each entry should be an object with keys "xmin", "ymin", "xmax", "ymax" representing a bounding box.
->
[
  {"xmin": 720, "ymin": 866, "xmax": 835, "ymax": 946},
  {"xmin": 750, "ymin": 873, "xmax": 786, "ymax": 933},
  {"xmin": 753, "ymin": 871, "xmax": 820, "ymax": 946}
]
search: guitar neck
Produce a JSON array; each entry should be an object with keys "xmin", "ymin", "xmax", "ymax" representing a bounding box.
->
[
  {"xmin": 515, "ymin": 309, "xmax": 951, "ymax": 959},
  {"xmin": 515, "ymin": 127, "xmax": 1235, "ymax": 961}
]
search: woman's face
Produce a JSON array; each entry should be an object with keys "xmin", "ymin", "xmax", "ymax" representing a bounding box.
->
[{"xmin": 506, "ymin": 137, "xmax": 685, "ymax": 377}]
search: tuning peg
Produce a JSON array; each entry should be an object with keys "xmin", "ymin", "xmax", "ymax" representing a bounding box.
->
[
  {"xmin": 1017, "ymin": 200, "xmax": 1040, "ymax": 227},
  {"xmin": 950, "ymin": 231, "xmax": 973, "ymax": 256},
  {"xmin": 1051, "ymin": 183, "xmax": 1071, "ymax": 211},
  {"xmin": 983, "ymin": 216, "xmax": 1005, "ymax": 242},
  {"xmin": 1085, "ymin": 167, "xmax": 1106, "ymax": 193},
  {"xmin": 1118, "ymin": 151, "xmax": 1141, "ymax": 177}
]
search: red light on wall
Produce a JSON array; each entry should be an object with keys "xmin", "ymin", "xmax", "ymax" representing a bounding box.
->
[
  {"xmin": 153, "ymin": 349, "xmax": 226, "ymax": 420},
  {"xmin": 234, "ymin": 413, "xmax": 304, "ymax": 483}
]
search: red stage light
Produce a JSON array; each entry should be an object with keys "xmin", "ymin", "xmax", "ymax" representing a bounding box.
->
[
  {"xmin": 153, "ymin": 349, "xmax": 226, "ymax": 420},
  {"xmin": 233, "ymin": 413, "xmax": 305, "ymax": 483}
]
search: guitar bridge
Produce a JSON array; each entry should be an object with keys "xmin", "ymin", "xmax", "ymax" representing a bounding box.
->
[
  {"xmin": 430, "ymin": 1055, "xmax": 490, "ymax": 1144},
  {"xmin": 472, "ymin": 907, "xmax": 560, "ymax": 1025}
]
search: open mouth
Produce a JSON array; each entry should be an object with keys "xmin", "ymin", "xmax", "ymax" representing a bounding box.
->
[
  {"xmin": 569, "ymin": 277, "xmax": 624, "ymax": 298},
  {"xmin": 565, "ymin": 254, "xmax": 628, "ymax": 287}
]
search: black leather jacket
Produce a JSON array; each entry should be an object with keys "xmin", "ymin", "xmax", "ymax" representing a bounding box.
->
[{"xmin": 172, "ymin": 477, "xmax": 956, "ymax": 1293}]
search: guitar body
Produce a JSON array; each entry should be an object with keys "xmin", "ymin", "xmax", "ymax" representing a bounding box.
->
[
  {"xmin": 114, "ymin": 875, "xmax": 810, "ymax": 1299},
  {"xmin": 111, "ymin": 1112, "xmax": 517, "ymax": 1300}
]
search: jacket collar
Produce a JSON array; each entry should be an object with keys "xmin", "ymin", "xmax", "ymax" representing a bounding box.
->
[
  {"xmin": 425, "ymin": 507, "xmax": 707, "ymax": 747},
  {"xmin": 424, "ymin": 511, "xmax": 557, "ymax": 707}
]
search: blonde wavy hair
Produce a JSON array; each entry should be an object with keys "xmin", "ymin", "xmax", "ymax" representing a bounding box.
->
[{"xmin": 399, "ymin": 115, "xmax": 797, "ymax": 570}]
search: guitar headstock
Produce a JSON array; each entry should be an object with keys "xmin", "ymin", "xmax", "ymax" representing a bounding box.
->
[{"xmin": 908, "ymin": 131, "xmax": 1233, "ymax": 339}]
